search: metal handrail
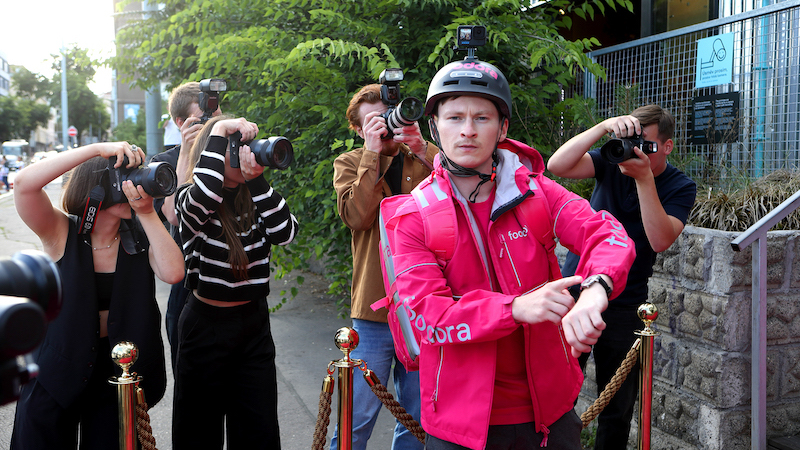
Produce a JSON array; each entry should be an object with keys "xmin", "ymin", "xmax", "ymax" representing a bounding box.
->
[{"xmin": 730, "ymin": 188, "xmax": 800, "ymax": 450}]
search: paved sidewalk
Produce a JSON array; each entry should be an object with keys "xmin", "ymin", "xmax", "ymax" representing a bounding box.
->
[{"xmin": 0, "ymin": 182, "xmax": 399, "ymax": 449}]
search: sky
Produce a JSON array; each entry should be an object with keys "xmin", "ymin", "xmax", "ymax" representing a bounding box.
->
[{"xmin": 3, "ymin": 0, "xmax": 117, "ymax": 95}]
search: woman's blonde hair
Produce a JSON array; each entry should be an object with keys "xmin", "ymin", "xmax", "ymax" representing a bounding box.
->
[{"xmin": 185, "ymin": 115, "xmax": 255, "ymax": 280}]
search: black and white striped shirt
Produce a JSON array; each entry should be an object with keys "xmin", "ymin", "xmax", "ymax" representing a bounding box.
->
[{"xmin": 176, "ymin": 136, "xmax": 298, "ymax": 301}]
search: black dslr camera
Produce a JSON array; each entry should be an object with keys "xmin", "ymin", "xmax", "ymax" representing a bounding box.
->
[
  {"xmin": 379, "ymin": 68, "xmax": 424, "ymax": 140},
  {"xmin": 228, "ymin": 132, "xmax": 294, "ymax": 171},
  {"xmin": 104, "ymin": 155, "xmax": 178, "ymax": 205},
  {"xmin": 0, "ymin": 250, "xmax": 62, "ymax": 405},
  {"xmin": 198, "ymin": 78, "xmax": 227, "ymax": 124},
  {"xmin": 600, "ymin": 134, "xmax": 658, "ymax": 164}
]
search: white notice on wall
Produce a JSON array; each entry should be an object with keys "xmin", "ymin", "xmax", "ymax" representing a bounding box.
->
[{"xmin": 695, "ymin": 33, "xmax": 735, "ymax": 89}]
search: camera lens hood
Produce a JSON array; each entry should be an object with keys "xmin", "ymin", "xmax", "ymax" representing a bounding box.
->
[{"xmin": 251, "ymin": 137, "xmax": 294, "ymax": 171}]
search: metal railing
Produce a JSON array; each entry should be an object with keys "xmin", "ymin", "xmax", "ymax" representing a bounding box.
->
[
  {"xmin": 580, "ymin": 0, "xmax": 800, "ymax": 183},
  {"xmin": 730, "ymin": 188, "xmax": 800, "ymax": 450}
]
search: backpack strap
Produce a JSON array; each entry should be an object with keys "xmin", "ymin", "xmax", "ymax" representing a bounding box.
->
[
  {"xmin": 410, "ymin": 178, "xmax": 457, "ymax": 263},
  {"xmin": 516, "ymin": 177, "xmax": 562, "ymax": 280}
]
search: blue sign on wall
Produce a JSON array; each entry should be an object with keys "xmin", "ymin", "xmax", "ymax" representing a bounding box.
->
[
  {"xmin": 695, "ymin": 33, "xmax": 734, "ymax": 89},
  {"xmin": 124, "ymin": 104, "xmax": 141, "ymax": 123}
]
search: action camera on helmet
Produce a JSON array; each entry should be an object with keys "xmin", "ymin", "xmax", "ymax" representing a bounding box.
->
[
  {"xmin": 228, "ymin": 131, "xmax": 294, "ymax": 171},
  {"xmin": 455, "ymin": 25, "xmax": 486, "ymax": 50},
  {"xmin": 105, "ymin": 155, "xmax": 178, "ymax": 205},
  {"xmin": 600, "ymin": 135, "xmax": 658, "ymax": 164},
  {"xmin": 426, "ymin": 26, "xmax": 512, "ymax": 120},
  {"xmin": 379, "ymin": 68, "xmax": 424, "ymax": 140},
  {"xmin": 198, "ymin": 78, "xmax": 227, "ymax": 124}
]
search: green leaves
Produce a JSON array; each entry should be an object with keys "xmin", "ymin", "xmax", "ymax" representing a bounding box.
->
[{"xmin": 111, "ymin": 0, "xmax": 624, "ymax": 316}]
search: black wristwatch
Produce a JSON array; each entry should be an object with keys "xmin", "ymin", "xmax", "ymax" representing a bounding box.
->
[{"xmin": 580, "ymin": 274, "xmax": 613, "ymax": 298}]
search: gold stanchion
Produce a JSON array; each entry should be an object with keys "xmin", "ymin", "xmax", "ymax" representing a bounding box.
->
[
  {"xmin": 108, "ymin": 341, "xmax": 142, "ymax": 450},
  {"xmin": 635, "ymin": 303, "xmax": 659, "ymax": 450},
  {"xmin": 331, "ymin": 327, "xmax": 363, "ymax": 450}
]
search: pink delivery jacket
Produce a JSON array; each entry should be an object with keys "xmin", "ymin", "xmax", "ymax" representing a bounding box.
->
[{"xmin": 385, "ymin": 139, "xmax": 636, "ymax": 449}]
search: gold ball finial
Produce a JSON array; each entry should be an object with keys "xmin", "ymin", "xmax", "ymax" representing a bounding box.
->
[
  {"xmin": 334, "ymin": 327, "xmax": 359, "ymax": 358},
  {"xmin": 111, "ymin": 341, "xmax": 139, "ymax": 378},
  {"xmin": 637, "ymin": 303, "xmax": 659, "ymax": 334}
]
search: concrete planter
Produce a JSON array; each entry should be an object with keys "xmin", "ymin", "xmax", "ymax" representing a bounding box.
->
[{"xmin": 565, "ymin": 225, "xmax": 800, "ymax": 449}]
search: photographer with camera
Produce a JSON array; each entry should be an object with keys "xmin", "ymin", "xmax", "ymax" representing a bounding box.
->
[
  {"xmin": 547, "ymin": 105, "xmax": 696, "ymax": 450},
  {"xmin": 10, "ymin": 141, "xmax": 185, "ymax": 449},
  {"xmin": 172, "ymin": 115, "xmax": 298, "ymax": 449},
  {"xmin": 151, "ymin": 80, "xmax": 223, "ymax": 370},
  {"xmin": 331, "ymin": 79, "xmax": 437, "ymax": 450}
]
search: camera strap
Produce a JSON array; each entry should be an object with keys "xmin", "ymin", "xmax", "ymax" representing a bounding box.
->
[
  {"xmin": 79, "ymin": 185, "xmax": 106, "ymax": 235},
  {"xmin": 119, "ymin": 218, "xmax": 147, "ymax": 255}
]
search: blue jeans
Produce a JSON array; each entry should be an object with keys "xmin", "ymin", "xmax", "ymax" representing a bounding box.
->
[{"xmin": 330, "ymin": 319, "xmax": 423, "ymax": 450}]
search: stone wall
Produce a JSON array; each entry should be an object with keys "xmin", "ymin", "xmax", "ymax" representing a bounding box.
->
[{"xmin": 564, "ymin": 225, "xmax": 800, "ymax": 449}]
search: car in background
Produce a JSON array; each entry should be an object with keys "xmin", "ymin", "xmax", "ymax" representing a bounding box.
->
[{"xmin": 31, "ymin": 151, "xmax": 58, "ymax": 164}]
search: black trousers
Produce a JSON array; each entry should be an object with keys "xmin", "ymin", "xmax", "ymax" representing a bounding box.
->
[
  {"xmin": 172, "ymin": 294, "xmax": 280, "ymax": 450},
  {"xmin": 425, "ymin": 410, "xmax": 583, "ymax": 450},
  {"xmin": 164, "ymin": 280, "xmax": 190, "ymax": 370},
  {"xmin": 578, "ymin": 302, "xmax": 641, "ymax": 450},
  {"xmin": 11, "ymin": 338, "xmax": 118, "ymax": 450}
]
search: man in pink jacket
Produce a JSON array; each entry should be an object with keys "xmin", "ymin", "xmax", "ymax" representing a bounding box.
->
[{"xmin": 380, "ymin": 54, "xmax": 637, "ymax": 449}]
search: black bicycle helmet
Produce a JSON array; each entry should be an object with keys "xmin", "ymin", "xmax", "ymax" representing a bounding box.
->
[{"xmin": 425, "ymin": 58, "xmax": 512, "ymax": 119}]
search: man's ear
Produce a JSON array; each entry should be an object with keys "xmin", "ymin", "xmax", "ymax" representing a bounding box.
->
[
  {"xmin": 355, "ymin": 126, "xmax": 365, "ymax": 140},
  {"xmin": 499, "ymin": 117, "xmax": 509, "ymax": 142},
  {"xmin": 663, "ymin": 138, "xmax": 674, "ymax": 155},
  {"xmin": 175, "ymin": 116, "xmax": 186, "ymax": 128}
]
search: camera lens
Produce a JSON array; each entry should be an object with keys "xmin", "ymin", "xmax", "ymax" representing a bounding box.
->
[
  {"xmin": 0, "ymin": 297, "xmax": 47, "ymax": 358},
  {"xmin": 387, "ymin": 97, "xmax": 424, "ymax": 130},
  {"xmin": 130, "ymin": 162, "xmax": 178, "ymax": 198},
  {"xmin": 0, "ymin": 250, "xmax": 62, "ymax": 322},
  {"xmin": 600, "ymin": 139, "xmax": 636, "ymax": 164},
  {"xmin": 251, "ymin": 137, "xmax": 294, "ymax": 170}
]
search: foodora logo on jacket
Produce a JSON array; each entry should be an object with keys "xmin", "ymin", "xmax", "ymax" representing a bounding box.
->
[{"xmin": 403, "ymin": 296, "xmax": 472, "ymax": 344}]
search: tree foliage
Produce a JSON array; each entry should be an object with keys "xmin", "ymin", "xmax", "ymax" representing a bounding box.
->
[
  {"xmin": 111, "ymin": 107, "xmax": 147, "ymax": 146},
  {"xmin": 0, "ymin": 68, "xmax": 52, "ymax": 144},
  {"xmin": 112, "ymin": 0, "xmax": 630, "ymax": 314},
  {"xmin": 49, "ymin": 46, "xmax": 111, "ymax": 145}
]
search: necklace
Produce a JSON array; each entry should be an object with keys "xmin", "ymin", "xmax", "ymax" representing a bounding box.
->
[{"xmin": 92, "ymin": 235, "xmax": 119, "ymax": 251}]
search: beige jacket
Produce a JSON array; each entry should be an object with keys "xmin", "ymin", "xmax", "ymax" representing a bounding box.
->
[{"xmin": 333, "ymin": 143, "xmax": 437, "ymax": 322}]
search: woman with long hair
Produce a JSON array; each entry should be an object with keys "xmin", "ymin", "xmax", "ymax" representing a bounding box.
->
[
  {"xmin": 172, "ymin": 115, "xmax": 298, "ymax": 449},
  {"xmin": 10, "ymin": 142, "xmax": 185, "ymax": 449}
]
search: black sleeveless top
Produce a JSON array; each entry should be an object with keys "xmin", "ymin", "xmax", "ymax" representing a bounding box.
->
[
  {"xmin": 31, "ymin": 216, "xmax": 167, "ymax": 408},
  {"xmin": 96, "ymin": 272, "xmax": 114, "ymax": 311}
]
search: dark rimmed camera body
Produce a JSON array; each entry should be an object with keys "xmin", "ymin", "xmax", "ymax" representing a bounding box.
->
[
  {"xmin": 600, "ymin": 134, "xmax": 658, "ymax": 164},
  {"xmin": 105, "ymin": 155, "xmax": 178, "ymax": 205},
  {"xmin": 198, "ymin": 78, "xmax": 227, "ymax": 125},
  {"xmin": 228, "ymin": 131, "xmax": 294, "ymax": 171},
  {"xmin": 379, "ymin": 68, "xmax": 424, "ymax": 140},
  {"xmin": 456, "ymin": 25, "xmax": 487, "ymax": 50},
  {"xmin": 0, "ymin": 250, "xmax": 62, "ymax": 405}
]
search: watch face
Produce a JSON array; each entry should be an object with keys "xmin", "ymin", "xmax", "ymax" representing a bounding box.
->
[{"xmin": 581, "ymin": 275, "xmax": 600, "ymax": 288}]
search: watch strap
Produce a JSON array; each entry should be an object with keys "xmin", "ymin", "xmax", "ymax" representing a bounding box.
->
[{"xmin": 582, "ymin": 275, "xmax": 612, "ymax": 298}]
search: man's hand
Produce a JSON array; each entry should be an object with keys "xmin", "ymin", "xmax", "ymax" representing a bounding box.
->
[
  {"xmin": 561, "ymin": 281, "xmax": 610, "ymax": 358},
  {"xmin": 392, "ymin": 121, "xmax": 427, "ymax": 158},
  {"xmin": 602, "ymin": 115, "xmax": 641, "ymax": 139},
  {"xmin": 512, "ymin": 276, "xmax": 582, "ymax": 325},
  {"xmin": 618, "ymin": 146, "xmax": 654, "ymax": 182},
  {"xmin": 180, "ymin": 115, "xmax": 204, "ymax": 152},
  {"xmin": 361, "ymin": 111, "xmax": 394, "ymax": 155}
]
